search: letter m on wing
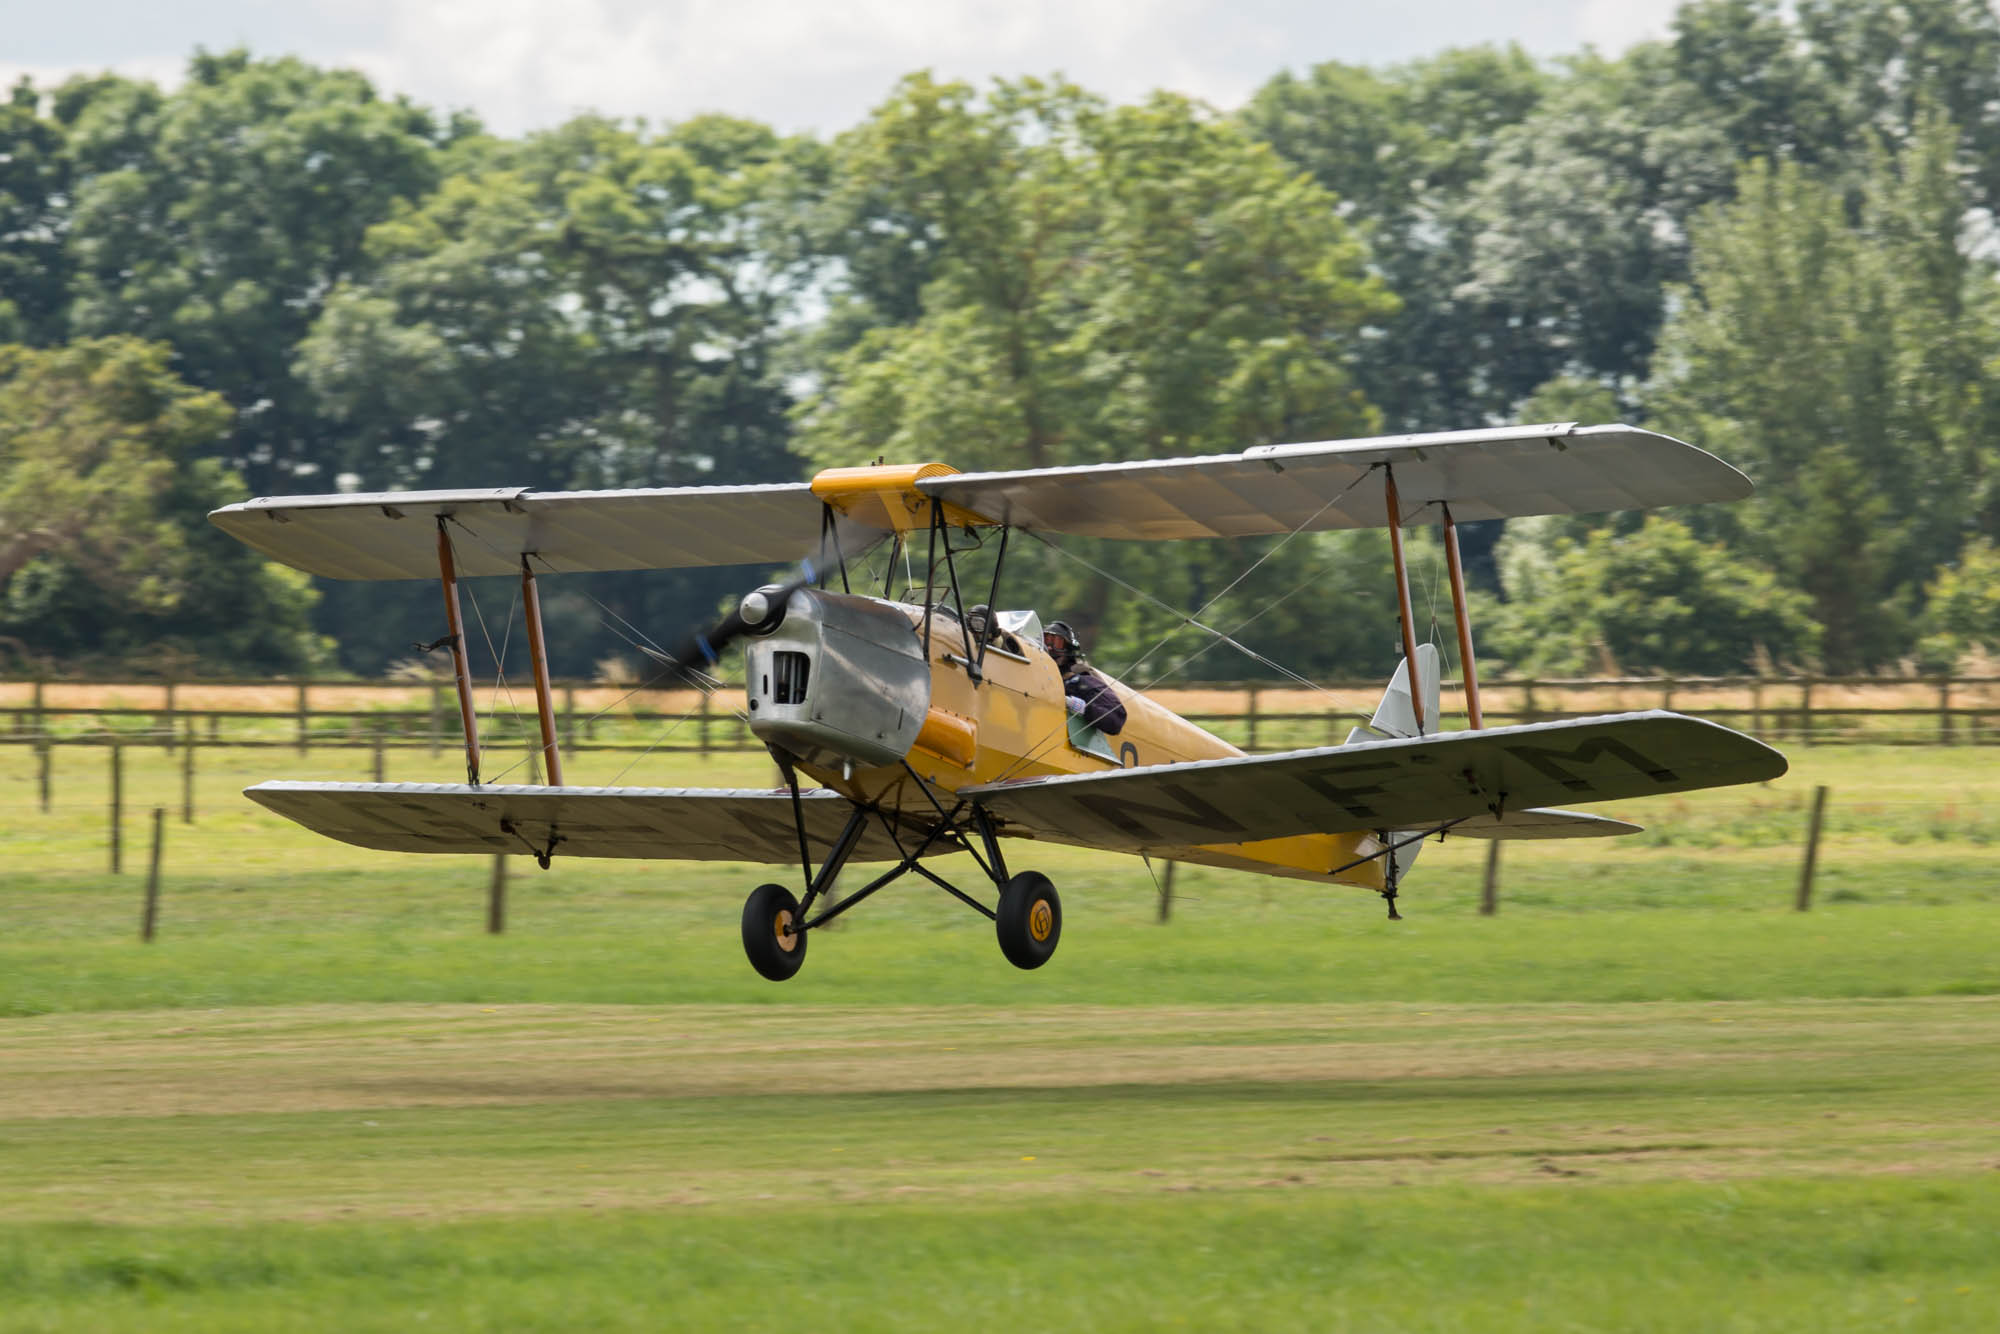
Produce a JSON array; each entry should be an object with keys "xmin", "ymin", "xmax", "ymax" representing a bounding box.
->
[{"xmin": 1504, "ymin": 736, "xmax": 1678, "ymax": 794}]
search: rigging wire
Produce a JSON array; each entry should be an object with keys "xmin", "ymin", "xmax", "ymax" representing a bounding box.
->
[
  {"xmin": 1026, "ymin": 530, "xmax": 1338, "ymax": 697},
  {"xmin": 441, "ymin": 517, "xmax": 750, "ymax": 785},
  {"xmin": 440, "ymin": 524, "xmax": 540, "ymax": 784},
  {"xmin": 988, "ymin": 531, "xmax": 1374, "ymax": 783},
  {"xmin": 1110, "ymin": 467, "xmax": 1374, "ymax": 688}
]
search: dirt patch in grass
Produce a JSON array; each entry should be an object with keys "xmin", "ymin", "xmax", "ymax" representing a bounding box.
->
[{"xmin": 3, "ymin": 997, "xmax": 1997, "ymax": 1224}]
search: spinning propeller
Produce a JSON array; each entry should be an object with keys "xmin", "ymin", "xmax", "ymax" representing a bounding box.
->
[
  {"xmin": 653, "ymin": 521, "xmax": 887, "ymax": 682},
  {"xmin": 656, "ymin": 565, "xmax": 815, "ymax": 680}
]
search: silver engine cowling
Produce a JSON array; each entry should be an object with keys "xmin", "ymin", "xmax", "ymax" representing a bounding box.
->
[{"xmin": 743, "ymin": 588, "xmax": 930, "ymax": 768}]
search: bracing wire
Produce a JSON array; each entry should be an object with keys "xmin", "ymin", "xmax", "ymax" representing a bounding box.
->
[
  {"xmin": 1111, "ymin": 467, "xmax": 1375, "ymax": 688},
  {"xmin": 441, "ymin": 526, "xmax": 541, "ymax": 784},
  {"xmin": 441, "ymin": 518, "xmax": 750, "ymax": 785},
  {"xmin": 989, "ymin": 531, "xmax": 1367, "ymax": 783}
]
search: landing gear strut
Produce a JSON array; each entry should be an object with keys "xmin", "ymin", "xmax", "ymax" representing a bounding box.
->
[{"xmin": 736, "ymin": 763, "xmax": 1061, "ymax": 981}]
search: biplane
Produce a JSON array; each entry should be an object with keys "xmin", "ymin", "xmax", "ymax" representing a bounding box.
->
[{"xmin": 211, "ymin": 422, "xmax": 1788, "ymax": 981}]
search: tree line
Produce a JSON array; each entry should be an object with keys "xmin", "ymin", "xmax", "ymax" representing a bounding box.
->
[{"xmin": 6, "ymin": 0, "xmax": 2000, "ymax": 685}]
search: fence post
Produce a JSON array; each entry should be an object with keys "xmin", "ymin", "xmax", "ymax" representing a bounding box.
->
[
  {"xmin": 430, "ymin": 681, "xmax": 443, "ymax": 757},
  {"xmin": 372, "ymin": 732, "xmax": 386, "ymax": 783},
  {"xmin": 1939, "ymin": 673, "xmax": 1953, "ymax": 744},
  {"xmin": 181, "ymin": 725, "xmax": 195, "ymax": 824},
  {"xmin": 1522, "ymin": 680, "xmax": 1537, "ymax": 724},
  {"xmin": 1795, "ymin": 785, "xmax": 1829, "ymax": 911},
  {"xmin": 488, "ymin": 855, "xmax": 507, "ymax": 934},
  {"xmin": 1799, "ymin": 678, "xmax": 1813, "ymax": 744},
  {"xmin": 163, "ymin": 680, "xmax": 177, "ymax": 754},
  {"xmin": 140, "ymin": 807, "xmax": 165, "ymax": 942},
  {"xmin": 1480, "ymin": 840, "xmax": 1501, "ymax": 915},
  {"xmin": 109, "ymin": 740, "xmax": 123, "ymax": 875},
  {"xmin": 698, "ymin": 691, "xmax": 712, "ymax": 758},
  {"xmin": 1245, "ymin": 685, "xmax": 1260, "ymax": 752},
  {"xmin": 1751, "ymin": 677, "xmax": 1764, "ymax": 736},
  {"xmin": 37, "ymin": 732, "xmax": 51, "ymax": 813},
  {"xmin": 295, "ymin": 679, "xmax": 309, "ymax": 755},
  {"xmin": 563, "ymin": 685, "xmax": 576, "ymax": 749},
  {"xmin": 31, "ymin": 675, "xmax": 44, "ymax": 741}
]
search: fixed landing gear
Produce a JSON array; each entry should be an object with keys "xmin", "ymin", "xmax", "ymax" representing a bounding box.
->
[
  {"xmin": 741, "ymin": 882, "xmax": 807, "ymax": 981},
  {"xmin": 740, "ymin": 765, "xmax": 1065, "ymax": 981},
  {"xmin": 996, "ymin": 871, "xmax": 1062, "ymax": 970},
  {"xmin": 738, "ymin": 867, "xmax": 1064, "ymax": 980}
]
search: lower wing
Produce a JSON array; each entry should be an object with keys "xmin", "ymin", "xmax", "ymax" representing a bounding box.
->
[
  {"xmin": 961, "ymin": 711, "xmax": 1782, "ymax": 855},
  {"xmin": 244, "ymin": 781, "xmax": 949, "ymax": 863}
]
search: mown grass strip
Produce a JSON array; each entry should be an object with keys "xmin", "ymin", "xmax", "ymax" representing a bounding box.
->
[{"xmin": 2, "ymin": 1180, "xmax": 1995, "ymax": 1332}]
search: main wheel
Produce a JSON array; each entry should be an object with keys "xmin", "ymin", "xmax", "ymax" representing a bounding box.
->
[
  {"xmin": 996, "ymin": 871, "xmax": 1062, "ymax": 970},
  {"xmin": 742, "ymin": 882, "xmax": 807, "ymax": 981}
]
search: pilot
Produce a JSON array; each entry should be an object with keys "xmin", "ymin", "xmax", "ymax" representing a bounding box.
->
[{"xmin": 1043, "ymin": 620, "xmax": 1128, "ymax": 735}]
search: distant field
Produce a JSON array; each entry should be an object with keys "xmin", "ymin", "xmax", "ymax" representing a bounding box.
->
[{"xmin": 3, "ymin": 743, "xmax": 1998, "ymax": 1329}]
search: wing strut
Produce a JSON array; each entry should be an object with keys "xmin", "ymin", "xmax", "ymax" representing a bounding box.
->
[
  {"xmin": 519, "ymin": 556, "xmax": 564, "ymax": 786},
  {"xmin": 1384, "ymin": 466, "xmax": 1425, "ymax": 734},
  {"xmin": 436, "ymin": 518, "xmax": 482, "ymax": 785},
  {"xmin": 1440, "ymin": 503, "xmax": 1483, "ymax": 729}
]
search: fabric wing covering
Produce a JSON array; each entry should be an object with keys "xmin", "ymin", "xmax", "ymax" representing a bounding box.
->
[
  {"xmin": 210, "ymin": 423, "xmax": 1748, "ymax": 580},
  {"xmin": 207, "ymin": 485, "xmax": 870, "ymax": 580},
  {"xmin": 961, "ymin": 713, "xmax": 1786, "ymax": 856},
  {"xmin": 244, "ymin": 782, "xmax": 950, "ymax": 862},
  {"xmin": 918, "ymin": 423, "xmax": 1750, "ymax": 540}
]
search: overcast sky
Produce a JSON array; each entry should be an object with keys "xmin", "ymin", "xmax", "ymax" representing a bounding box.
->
[{"xmin": 8, "ymin": 0, "xmax": 1683, "ymax": 138}]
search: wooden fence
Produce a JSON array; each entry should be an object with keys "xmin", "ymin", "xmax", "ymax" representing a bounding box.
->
[{"xmin": 4, "ymin": 673, "xmax": 2000, "ymax": 755}]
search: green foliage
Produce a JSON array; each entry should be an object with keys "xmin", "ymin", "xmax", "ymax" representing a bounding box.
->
[
  {"xmin": 1646, "ymin": 117, "xmax": 2000, "ymax": 670},
  {"xmin": 13, "ymin": 19, "xmax": 2000, "ymax": 677},
  {"xmin": 0, "ymin": 79, "xmax": 72, "ymax": 344},
  {"xmin": 0, "ymin": 336, "xmax": 324, "ymax": 674},
  {"xmin": 298, "ymin": 113, "xmax": 816, "ymax": 493},
  {"xmin": 60, "ymin": 50, "xmax": 454, "ymax": 492},
  {"xmin": 1919, "ymin": 536, "xmax": 2000, "ymax": 667},
  {"xmin": 0, "ymin": 336, "xmax": 228, "ymax": 606},
  {"xmin": 801, "ymin": 77, "xmax": 1398, "ymax": 677},
  {"xmin": 1484, "ymin": 516, "xmax": 1820, "ymax": 675},
  {"xmin": 1242, "ymin": 46, "xmax": 1553, "ymax": 428},
  {"xmin": 2, "ymin": 462, "xmax": 330, "ymax": 675},
  {"xmin": 807, "ymin": 77, "xmax": 1392, "ymax": 467},
  {"xmin": 292, "ymin": 113, "xmax": 828, "ymax": 673}
]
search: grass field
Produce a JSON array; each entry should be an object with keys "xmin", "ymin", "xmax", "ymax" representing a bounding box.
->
[{"xmin": 3, "ymin": 742, "xmax": 1999, "ymax": 1330}]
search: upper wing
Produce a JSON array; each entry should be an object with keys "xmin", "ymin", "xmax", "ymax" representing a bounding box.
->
[
  {"xmin": 208, "ymin": 485, "xmax": 880, "ymax": 580},
  {"xmin": 245, "ymin": 781, "xmax": 952, "ymax": 862},
  {"xmin": 920, "ymin": 423, "xmax": 1749, "ymax": 540},
  {"xmin": 961, "ymin": 712, "xmax": 1783, "ymax": 855}
]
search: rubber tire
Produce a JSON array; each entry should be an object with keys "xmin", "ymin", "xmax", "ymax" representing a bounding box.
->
[
  {"xmin": 996, "ymin": 871, "xmax": 1062, "ymax": 970},
  {"xmin": 742, "ymin": 882, "xmax": 807, "ymax": 982}
]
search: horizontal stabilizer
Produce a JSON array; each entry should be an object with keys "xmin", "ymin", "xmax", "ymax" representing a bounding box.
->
[
  {"xmin": 1448, "ymin": 808, "xmax": 1641, "ymax": 839},
  {"xmin": 964, "ymin": 711, "xmax": 1780, "ymax": 856},
  {"xmin": 245, "ymin": 782, "xmax": 948, "ymax": 863}
]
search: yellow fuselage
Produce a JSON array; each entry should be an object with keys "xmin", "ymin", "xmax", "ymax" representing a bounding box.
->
[{"xmin": 796, "ymin": 607, "xmax": 1384, "ymax": 889}]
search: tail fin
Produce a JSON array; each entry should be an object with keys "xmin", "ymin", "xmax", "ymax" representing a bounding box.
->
[
  {"xmin": 1347, "ymin": 643, "xmax": 1444, "ymax": 886},
  {"xmin": 1347, "ymin": 643, "xmax": 1442, "ymax": 745}
]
